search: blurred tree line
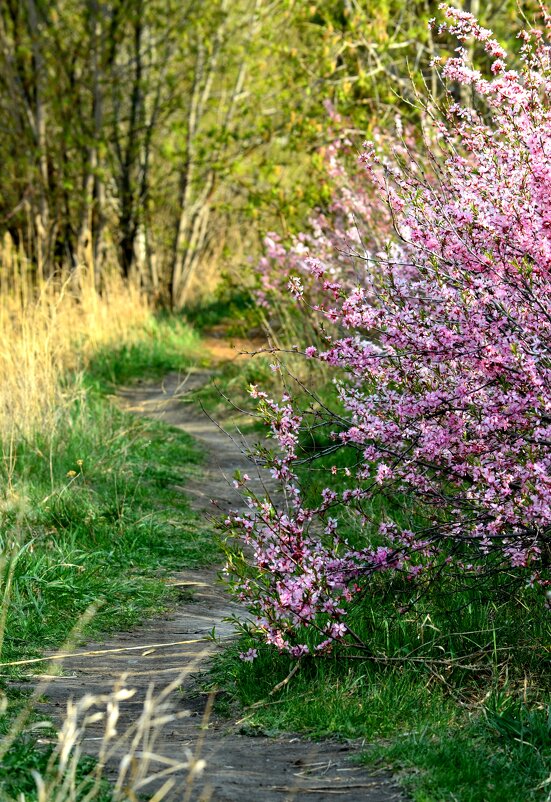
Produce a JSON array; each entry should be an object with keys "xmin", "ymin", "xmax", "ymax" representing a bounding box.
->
[{"xmin": 0, "ymin": 0, "xmax": 536, "ymax": 307}]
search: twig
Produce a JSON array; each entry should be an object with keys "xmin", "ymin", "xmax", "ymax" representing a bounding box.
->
[
  {"xmin": 235, "ymin": 659, "xmax": 303, "ymax": 723},
  {"xmin": 0, "ymin": 636, "xmax": 228, "ymax": 668}
]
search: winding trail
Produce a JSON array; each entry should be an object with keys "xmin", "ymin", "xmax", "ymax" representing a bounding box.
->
[{"xmin": 35, "ymin": 366, "xmax": 404, "ymax": 801}]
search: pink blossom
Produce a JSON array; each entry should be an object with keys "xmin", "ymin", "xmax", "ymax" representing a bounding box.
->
[
  {"xmin": 239, "ymin": 648, "xmax": 258, "ymax": 662},
  {"xmin": 224, "ymin": 7, "xmax": 551, "ymax": 659}
]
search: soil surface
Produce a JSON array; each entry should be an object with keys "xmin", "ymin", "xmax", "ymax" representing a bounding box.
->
[{"xmin": 32, "ymin": 366, "xmax": 404, "ymax": 801}]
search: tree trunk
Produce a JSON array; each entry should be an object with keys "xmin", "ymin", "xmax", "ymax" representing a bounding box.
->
[{"xmin": 27, "ymin": 0, "xmax": 50, "ymax": 279}]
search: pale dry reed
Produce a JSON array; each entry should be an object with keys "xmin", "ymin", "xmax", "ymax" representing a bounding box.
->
[
  {"xmin": 0, "ymin": 668, "xmax": 210, "ymax": 802},
  {"xmin": 0, "ymin": 249, "xmax": 150, "ymax": 443},
  {"xmin": 31, "ymin": 673, "xmax": 208, "ymax": 802},
  {"xmin": 0, "ymin": 546, "xmax": 211, "ymax": 802}
]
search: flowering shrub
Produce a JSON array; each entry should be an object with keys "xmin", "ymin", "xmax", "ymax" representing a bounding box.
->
[
  {"xmin": 226, "ymin": 6, "xmax": 551, "ymax": 658},
  {"xmin": 255, "ymin": 105, "xmax": 398, "ymax": 311}
]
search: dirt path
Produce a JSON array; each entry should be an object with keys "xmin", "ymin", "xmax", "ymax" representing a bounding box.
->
[{"xmin": 35, "ymin": 369, "xmax": 404, "ymax": 801}]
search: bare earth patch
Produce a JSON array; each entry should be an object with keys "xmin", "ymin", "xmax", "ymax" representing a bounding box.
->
[{"xmin": 33, "ymin": 370, "xmax": 404, "ymax": 801}]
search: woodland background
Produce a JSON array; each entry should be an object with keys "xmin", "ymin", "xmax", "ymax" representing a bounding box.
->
[{"xmin": 0, "ymin": 0, "xmax": 533, "ymax": 308}]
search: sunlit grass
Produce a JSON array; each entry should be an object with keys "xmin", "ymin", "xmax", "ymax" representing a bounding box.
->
[
  {"xmin": 365, "ymin": 703, "xmax": 551, "ymax": 802},
  {"xmin": 0, "ymin": 395, "xmax": 218, "ymax": 671},
  {"xmin": 87, "ymin": 314, "xmax": 205, "ymax": 389}
]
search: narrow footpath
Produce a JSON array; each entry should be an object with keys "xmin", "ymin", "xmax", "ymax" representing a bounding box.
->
[{"xmin": 36, "ymin": 368, "xmax": 404, "ymax": 801}]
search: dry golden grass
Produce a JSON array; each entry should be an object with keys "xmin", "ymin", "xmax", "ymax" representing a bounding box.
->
[
  {"xmin": 0, "ymin": 253, "xmax": 150, "ymax": 443},
  {"xmin": 23, "ymin": 672, "xmax": 208, "ymax": 802}
]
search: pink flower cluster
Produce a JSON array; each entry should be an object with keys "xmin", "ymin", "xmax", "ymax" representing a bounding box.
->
[{"xmin": 226, "ymin": 7, "xmax": 551, "ymax": 658}]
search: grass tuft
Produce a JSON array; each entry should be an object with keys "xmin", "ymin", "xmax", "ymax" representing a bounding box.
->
[{"xmin": 86, "ymin": 315, "xmax": 206, "ymax": 389}]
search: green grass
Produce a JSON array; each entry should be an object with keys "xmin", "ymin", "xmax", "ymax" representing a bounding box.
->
[
  {"xmin": 86, "ymin": 315, "xmax": 206, "ymax": 389},
  {"xmin": 0, "ymin": 393, "xmax": 218, "ymax": 670},
  {"xmin": 209, "ymin": 639, "xmax": 457, "ymax": 737},
  {"xmin": 0, "ymin": 739, "xmax": 111, "ymax": 802},
  {"xmin": 211, "ymin": 591, "xmax": 549, "ymax": 799},
  {"xmin": 213, "ymin": 586, "xmax": 549, "ymax": 802},
  {"xmin": 366, "ymin": 702, "xmax": 551, "ymax": 802}
]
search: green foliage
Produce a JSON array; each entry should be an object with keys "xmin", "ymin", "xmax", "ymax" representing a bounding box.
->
[
  {"xmin": 86, "ymin": 316, "xmax": 204, "ymax": 388},
  {"xmin": 297, "ymin": 0, "xmax": 540, "ymax": 121}
]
